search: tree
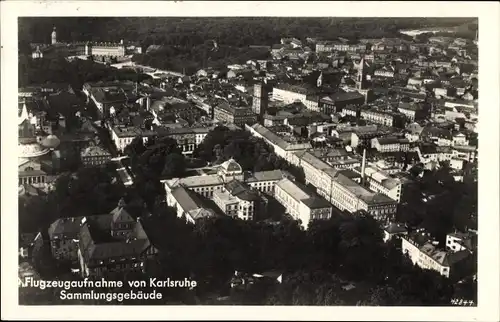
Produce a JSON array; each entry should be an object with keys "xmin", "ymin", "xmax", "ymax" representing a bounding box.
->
[{"xmin": 161, "ymin": 153, "xmax": 186, "ymax": 179}]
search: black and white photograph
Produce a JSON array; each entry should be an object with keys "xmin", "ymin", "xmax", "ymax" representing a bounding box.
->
[{"xmin": 2, "ymin": 1, "xmax": 499, "ymax": 321}]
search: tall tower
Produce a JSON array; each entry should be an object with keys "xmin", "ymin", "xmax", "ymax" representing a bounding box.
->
[
  {"xmin": 355, "ymin": 57, "xmax": 367, "ymax": 90},
  {"xmin": 361, "ymin": 148, "xmax": 367, "ymax": 185},
  {"xmin": 51, "ymin": 26, "xmax": 57, "ymax": 45},
  {"xmin": 252, "ymin": 82, "xmax": 268, "ymax": 118}
]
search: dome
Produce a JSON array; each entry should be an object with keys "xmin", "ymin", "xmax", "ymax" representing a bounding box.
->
[
  {"xmin": 41, "ymin": 134, "xmax": 61, "ymax": 149},
  {"xmin": 18, "ymin": 141, "xmax": 50, "ymax": 158},
  {"xmin": 220, "ymin": 158, "xmax": 242, "ymax": 174}
]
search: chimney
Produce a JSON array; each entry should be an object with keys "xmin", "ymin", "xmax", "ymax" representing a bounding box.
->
[
  {"xmin": 361, "ymin": 148, "xmax": 367, "ymax": 182},
  {"xmin": 146, "ymin": 95, "xmax": 151, "ymax": 111}
]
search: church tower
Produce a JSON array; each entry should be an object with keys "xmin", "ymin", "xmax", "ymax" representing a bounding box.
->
[
  {"xmin": 355, "ymin": 56, "xmax": 373, "ymax": 104},
  {"xmin": 355, "ymin": 57, "xmax": 367, "ymax": 90},
  {"xmin": 51, "ymin": 26, "xmax": 57, "ymax": 45},
  {"xmin": 252, "ymin": 82, "xmax": 268, "ymax": 118}
]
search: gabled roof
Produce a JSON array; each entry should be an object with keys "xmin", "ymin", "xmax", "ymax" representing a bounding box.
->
[{"xmin": 111, "ymin": 206, "xmax": 134, "ymax": 224}]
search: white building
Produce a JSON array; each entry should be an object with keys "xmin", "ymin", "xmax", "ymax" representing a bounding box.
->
[
  {"xmin": 274, "ymin": 178, "xmax": 332, "ymax": 229},
  {"xmin": 109, "ymin": 125, "xmax": 156, "ymax": 153},
  {"xmin": 371, "ymin": 137, "xmax": 410, "ymax": 153},
  {"xmin": 446, "ymin": 232, "xmax": 477, "ymax": 253},
  {"xmin": 213, "ymin": 180, "xmax": 263, "ymax": 221},
  {"xmin": 245, "ymin": 123, "xmax": 311, "ymax": 163},
  {"xmin": 401, "ymin": 234, "xmax": 472, "ymax": 279},
  {"xmin": 163, "ymin": 159, "xmax": 286, "ymax": 200},
  {"xmin": 166, "ymin": 186, "xmax": 216, "ymax": 224},
  {"xmin": 272, "ymin": 83, "xmax": 313, "ymax": 105},
  {"xmin": 354, "ymin": 165, "xmax": 403, "ymax": 203},
  {"xmin": 383, "ymin": 222, "xmax": 408, "ymax": 242}
]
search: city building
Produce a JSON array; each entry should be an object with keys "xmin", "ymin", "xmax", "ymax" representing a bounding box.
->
[
  {"xmin": 149, "ymin": 97, "xmax": 202, "ymax": 124},
  {"xmin": 18, "ymin": 102, "xmax": 60, "ymax": 187},
  {"xmin": 289, "ymin": 150, "xmax": 397, "ymax": 221},
  {"xmin": 398, "ymin": 102, "xmax": 429, "ymax": 122},
  {"xmin": 109, "ymin": 125, "xmax": 156, "ymax": 153},
  {"xmin": 166, "ymin": 185, "xmax": 216, "ymax": 224},
  {"xmin": 446, "ymin": 231, "xmax": 477, "ymax": 253},
  {"xmin": 85, "ymin": 85, "xmax": 128, "ymax": 118},
  {"xmin": 214, "ymin": 102, "xmax": 258, "ymax": 127},
  {"xmin": 319, "ymin": 90, "xmax": 365, "ymax": 114},
  {"xmin": 252, "ymin": 82, "xmax": 269, "ymax": 116},
  {"xmin": 272, "ymin": 83, "xmax": 317, "ymax": 105},
  {"xmin": 274, "ymin": 177, "xmax": 332, "ymax": 229},
  {"xmin": 245, "ymin": 123, "xmax": 312, "ymax": 163},
  {"xmin": 84, "ymin": 40, "xmax": 126, "ymax": 57},
  {"xmin": 213, "ymin": 180, "xmax": 266, "ymax": 221},
  {"xmin": 350, "ymin": 126, "xmax": 391, "ymax": 149},
  {"xmin": 360, "ymin": 109, "xmax": 405, "ymax": 127},
  {"xmin": 80, "ymin": 145, "xmax": 112, "ymax": 167},
  {"xmin": 31, "ymin": 46, "xmax": 44, "ymax": 59},
  {"xmin": 163, "ymin": 158, "xmax": 286, "ymax": 200},
  {"xmin": 353, "ymin": 164, "xmax": 403, "ymax": 203},
  {"xmin": 48, "ymin": 200, "xmax": 157, "ymax": 276},
  {"xmin": 383, "ymin": 222, "xmax": 408, "ymax": 242},
  {"xmin": 401, "ymin": 233, "xmax": 474, "ymax": 279},
  {"xmin": 371, "ymin": 136, "xmax": 410, "ymax": 153}
]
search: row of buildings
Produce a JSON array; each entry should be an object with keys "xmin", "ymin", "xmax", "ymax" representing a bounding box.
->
[{"xmin": 31, "ymin": 26, "xmax": 141, "ymax": 60}]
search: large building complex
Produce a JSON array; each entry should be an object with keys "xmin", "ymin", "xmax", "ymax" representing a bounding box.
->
[
  {"xmin": 274, "ymin": 177, "xmax": 333, "ymax": 229},
  {"xmin": 248, "ymin": 125, "xmax": 399, "ymax": 221}
]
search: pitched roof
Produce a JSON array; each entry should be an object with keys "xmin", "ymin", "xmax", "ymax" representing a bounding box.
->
[
  {"xmin": 111, "ymin": 206, "xmax": 134, "ymax": 224},
  {"xmin": 171, "ymin": 186, "xmax": 203, "ymax": 212},
  {"xmin": 225, "ymin": 180, "xmax": 260, "ymax": 201}
]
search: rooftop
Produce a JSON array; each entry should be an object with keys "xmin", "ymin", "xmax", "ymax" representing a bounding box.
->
[
  {"xmin": 245, "ymin": 169, "xmax": 286, "ymax": 182},
  {"xmin": 165, "ymin": 174, "xmax": 223, "ymax": 188},
  {"xmin": 171, "ymin": 186, "xmax": 204, "ymax": 212},
  {"xmin": 334, "ymin": 171, "xmax": 394, "ymax": 205},
  {"xmin": 225, "ymin": 180, "xmax": 260, "ymax": 202},
  {"xmin": 247, "ymin": 123, "xmax": 312, "ymax": 151}
]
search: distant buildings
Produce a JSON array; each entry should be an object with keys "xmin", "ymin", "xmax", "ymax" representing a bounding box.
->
[
  {"xmin": 315, "ymin": 41, "xmax": 366, "ymax": 53},
  {"xmin": 31, "ymin": 26, "xmax": 140, "ymax": 60}
]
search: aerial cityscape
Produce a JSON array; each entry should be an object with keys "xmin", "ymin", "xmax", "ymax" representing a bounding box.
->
[{"xmin": 18, "ymin": 16, "xmax": 478, "ymax": 306}]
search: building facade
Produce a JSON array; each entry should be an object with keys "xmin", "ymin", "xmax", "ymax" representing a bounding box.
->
[
  {"xmin": 274, "ymin": 178, "xmax": 332, "ymax": 229},
  {"xmin": 214, "ymin": 103, "xmax": 258, "ymax": 127},
  {"xmin": 252, "ymin": 83, "xmax": 269, "ymax": 116}
]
